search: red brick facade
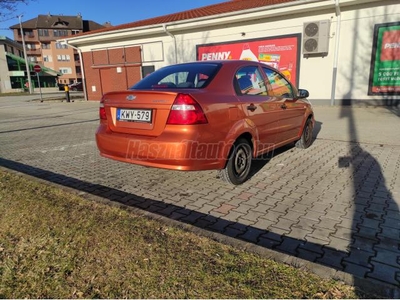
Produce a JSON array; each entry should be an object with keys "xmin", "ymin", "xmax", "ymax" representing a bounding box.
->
[{"xmin": 82, "ymin": 46, "xmax": 142, "ymax": 100}]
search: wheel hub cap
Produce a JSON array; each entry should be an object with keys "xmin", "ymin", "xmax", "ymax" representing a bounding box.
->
[{"xmin": 235, "ymin": 148, "xmax": 247, "ymax": 174}]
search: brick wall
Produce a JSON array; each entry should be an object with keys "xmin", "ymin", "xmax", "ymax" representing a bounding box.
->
[
  {"xmin": 82, "ymin": 51, "xmax": 103, "ymax": 100},
  {"xmin": 100, "ymin": 67, "xmax": 127, "ymax": 94},
  {"xmin": 108, "ymin": 48, "xmax": 124, "ymax": 64}
]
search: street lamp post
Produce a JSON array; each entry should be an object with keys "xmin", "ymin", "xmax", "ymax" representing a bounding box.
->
[{"xmin": 18, "ymin": 14, "xmax": 32, "ymax": 94}]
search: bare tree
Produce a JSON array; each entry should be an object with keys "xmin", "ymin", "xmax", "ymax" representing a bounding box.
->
[{"xmin": 0, "ymin": 0, "xmax": 32, "ymax": 21}]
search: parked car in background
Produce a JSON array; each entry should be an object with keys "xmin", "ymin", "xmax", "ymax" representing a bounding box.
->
[
  {"xmin": 69, "ymin": 82, "xmax": 83, "ymax": 91},
  {"xmin": 96, "ymin": 60, "xmax": 314, "ymax": 185}
]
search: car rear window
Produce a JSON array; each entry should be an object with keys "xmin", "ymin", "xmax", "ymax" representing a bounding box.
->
[{"xmin": 131, "ymin": 63, "xmax": 222, "ymax": 90}]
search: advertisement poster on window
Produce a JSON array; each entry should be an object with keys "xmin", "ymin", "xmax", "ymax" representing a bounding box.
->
[
  {"xmin": 196, "ymin": 34, "xmax": 301, "ymax": 86},
  {"xmin": 368, "ymin": 22, "xmax": 400, "ymax": 95}
]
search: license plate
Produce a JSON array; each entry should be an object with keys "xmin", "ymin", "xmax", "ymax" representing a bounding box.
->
[{"xmin": 117, "ymin": 108, "xmax": 152, "ymax": 123}]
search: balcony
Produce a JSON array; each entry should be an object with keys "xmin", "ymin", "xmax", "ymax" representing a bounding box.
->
[
  {"xmin": 26, "ymin": 48, "xmax": 41, "ymax": 55},
  {"xmin": 38, "ymin": 35, "xmax": 56, "ymax": 42},
  {"xmin": 17, "ymin": 33, "xmax": 36, "ymax": 42}
]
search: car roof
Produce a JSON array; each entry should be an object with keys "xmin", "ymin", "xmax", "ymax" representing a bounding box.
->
[{"xmin": 174, "ymin": 60, "xmax": 259, "ymax": 66}]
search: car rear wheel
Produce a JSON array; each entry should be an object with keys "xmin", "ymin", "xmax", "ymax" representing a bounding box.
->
[
  {"xmin": 220, "ymin": 138, "xmax": 252, "ymax": 185},
  {"xmin": 295, "ymin": 118, "xmax": 313, "ymax": 149}
]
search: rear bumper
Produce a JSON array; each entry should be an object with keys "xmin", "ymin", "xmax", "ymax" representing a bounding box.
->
[{"xmin": 95, "ymin": 125, "xmax": 228, "ymax": 171}]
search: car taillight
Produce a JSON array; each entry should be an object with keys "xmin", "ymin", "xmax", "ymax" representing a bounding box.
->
[
  {"xmin": 167, "ymin": 93, "xmax": 207, "ymax": 125},
  {"xmin": 99, "ymin": 102, "xmax": 107, "ymax": 120}
]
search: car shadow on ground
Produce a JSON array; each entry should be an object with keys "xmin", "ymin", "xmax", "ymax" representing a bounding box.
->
[
  {"xmin": 0, "ymin": 155, "xmax": 398, "ymax": 298},
  {"xmin": 247, "ymin": 144, "xmax": 294, "ymax": 180},
  {"xmin": 313, "ymin": 120, "xmax": 323, "ymax": 139},
  {"xmin": 248, "ymin": 120, "xmax": 322, "ymax": 180}
]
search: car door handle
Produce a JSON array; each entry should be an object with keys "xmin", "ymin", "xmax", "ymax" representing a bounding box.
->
[
  {"xmin": 280, "ymin": 104, "xmax": 287, "ymax": 109},
  {"xmin": 247, "ymin": 104, "xmax": 257, "ymax": 112}
]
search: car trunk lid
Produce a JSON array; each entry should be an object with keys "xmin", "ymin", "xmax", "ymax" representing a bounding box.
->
[{"xmin": 102, "ymin": 90, "xmax": 178, "ymax": 137}]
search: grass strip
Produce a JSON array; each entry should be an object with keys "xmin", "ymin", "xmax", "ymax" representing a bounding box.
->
[{"xmin": 0, "ymin": 170, "xmax": 369, "ymax": 298}]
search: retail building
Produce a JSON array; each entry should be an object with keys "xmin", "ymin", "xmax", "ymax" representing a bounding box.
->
[
  {"xmin": 0, "ymin": 35, "xmax": 59, "ymax": 93},
  {"xmin": 62, "ymin": 0, "xmax": 400, "ymax": 105}
]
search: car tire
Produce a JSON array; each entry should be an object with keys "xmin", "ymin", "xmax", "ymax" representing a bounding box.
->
[
  {"xmin": 295, "ymin": 118, "xmax": 313, "ymax": 149},
  {"xmin": 220, "ymin": 138, "xmax": 252, "ymax": 185}
]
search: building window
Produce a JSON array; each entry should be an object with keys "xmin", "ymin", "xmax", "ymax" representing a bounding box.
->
[
  {"xmin": 26, "ymin": 43, "xmax": 37, "ymax": 50},
  {"xmin": 38, "ymin": 29, "xmax": 49, "ymax": 36},
  {"xmin": 28, "ymin": 56, "xmax": 36, "ymax": 62},
  {"xmin": 25, "ymin": 30, "xmax": 34, "ymax": 37},
  {"xmin": 59, "ymin": 67, "xmax": 72, "ymax": 74},
  {"xmin": 53, "ymin": 30, "xmax": 68, "ymax": 37},
  {"xmin": 42, "ymin": 43, "xmax": 50, "ymax": 49},
  {"xmin": 43, "ymin": 55, "xmax": 52, "ymax": 62},
  {"xmin": 71, "ymin": 30, "xmax": 80, "ymax": 35},
  {"xmin": 75, "ymin": 66, "xmax": 81, "ymax": 74},
  {"xmin": 57, "ymin": 55, "xmax": 70, "ymax": 61},
  {"xmin": 55, "ymin": 42, "xmax": 68, "ymax": 49}
]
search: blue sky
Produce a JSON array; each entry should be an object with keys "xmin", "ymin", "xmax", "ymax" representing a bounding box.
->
[{"xmin": 0, "ymin": 0, "xmax": 227, "ymax": 39}]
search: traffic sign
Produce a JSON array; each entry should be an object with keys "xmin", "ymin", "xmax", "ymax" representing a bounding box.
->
[{"xmin": 33, "ymin": 65, "xmax": 41, "ymax": 73}]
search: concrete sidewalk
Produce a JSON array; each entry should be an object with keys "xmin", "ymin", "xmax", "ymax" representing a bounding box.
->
[{"xmin": 313, "ymin": 105, "xmax": 400, "ymax": 146}]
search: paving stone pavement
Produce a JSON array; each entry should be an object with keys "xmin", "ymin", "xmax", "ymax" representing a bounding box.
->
[{"xmin": 0, "ymin": 97, "xmax": 399, "ymax": 296}]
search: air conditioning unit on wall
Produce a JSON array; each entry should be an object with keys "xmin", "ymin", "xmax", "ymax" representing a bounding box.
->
[{"xmin": 303, "ymin": 20, "xmax": 330, "ymax": 56}]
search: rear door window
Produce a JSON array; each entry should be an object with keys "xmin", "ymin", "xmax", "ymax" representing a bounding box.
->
[{"xmin": 234, "ymin": 66, "xmax": 268, "ymax": 96}]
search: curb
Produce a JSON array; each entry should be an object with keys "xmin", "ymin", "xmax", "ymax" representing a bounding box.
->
[{"xmin": 28, "ymin": 96, "xmax": 86, "ymax": 102}]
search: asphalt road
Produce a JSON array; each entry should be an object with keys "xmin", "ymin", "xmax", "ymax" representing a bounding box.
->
[{"xmin": 0, "ymin": 95, "xmax": 399, "ymax": 296}]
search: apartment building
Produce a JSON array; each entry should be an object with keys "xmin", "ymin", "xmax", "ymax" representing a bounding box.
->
[{"xmin": 10, "ymin": 13, "xmax": 106, "ymax": 87}]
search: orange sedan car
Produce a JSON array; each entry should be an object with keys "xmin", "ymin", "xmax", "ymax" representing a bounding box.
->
[{"xmin": 96, "ymin": 60, "xmax": 314, "ymax": 185}]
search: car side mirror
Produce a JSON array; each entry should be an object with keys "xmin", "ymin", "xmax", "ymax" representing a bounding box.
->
[{"xmin": 298, "ymin": 89, "xmax": 309, "ymax": 99}]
